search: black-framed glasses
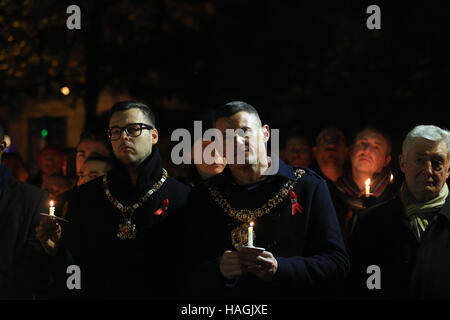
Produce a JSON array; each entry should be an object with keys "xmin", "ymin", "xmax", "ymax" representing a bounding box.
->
[{"xmin": 107, "ymin": 123, "xmax": 153, "ymax": 141}]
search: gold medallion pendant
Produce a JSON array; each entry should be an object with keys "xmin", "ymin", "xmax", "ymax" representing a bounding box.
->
[
  {"xmin": 231, "ymin": 223, "xmax": 255, "ymax": 248},
  {"xmin": 103, "ymin": 169, "xmax": 169, "ymax": 239},
  {"xmin": 117, "ymin": 220, "xmax": 137, "ymax": 239},
  {"xmin": 208, "ymin": 168, "xmax": 305, "ymax": 249}
]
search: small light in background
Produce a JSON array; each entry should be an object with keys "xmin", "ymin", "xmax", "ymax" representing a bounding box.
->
[
  {"xmin": 41, "ymin": 129, "xmax": 48, "ymax": 138},
  {"xmin": 60, "ymin": 86, "xmax": 70, "ymax": 95}
]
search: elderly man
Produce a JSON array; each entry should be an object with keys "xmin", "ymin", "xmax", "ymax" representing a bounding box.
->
[
  {"xmin": 0, "ymin": 124, "xmax": 51, "ymax": 298},
  {"xmin": 185, "ymin": 101, "xmax": 349, "ymax": 299},
  {"xmin": 348, "ymin": 125, "xmax": 450, "ymax": 299},
  {"xmin": 36, "ymin": 101, "xmax": 190, "ymax": 299}
]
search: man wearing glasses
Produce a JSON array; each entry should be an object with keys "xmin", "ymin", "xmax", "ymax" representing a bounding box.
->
[{"xmin": 36, "ymin": 101, "xmax": 190, "ymax": 299}]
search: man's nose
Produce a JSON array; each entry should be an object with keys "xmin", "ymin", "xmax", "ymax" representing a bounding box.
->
[
  {"xmin": 234, "ymin": 134, "xmax": 246, "ymax": 146},
  {"xmin": 119, "ymin": 130, "xmax": 131, "ymax": 141},
  {"xmin": 422, "ymin": 160, "xmax": 433, "ymax": 175}
]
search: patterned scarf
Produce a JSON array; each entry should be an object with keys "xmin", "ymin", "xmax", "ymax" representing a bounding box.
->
[
  {"xmin": 335, "ymin": 165, "xmax": 392, "ymax": 211},
  {"xmin": 399, "ymin": 182, "xmax": 449, "ymax": 240}
]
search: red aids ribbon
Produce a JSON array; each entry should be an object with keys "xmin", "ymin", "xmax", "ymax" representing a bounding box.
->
[
  {"xmin": 290, "ymin": 191, "xmax": 303, "ymax": 216},
  {"xmin": 153, "ymin": 198, "xmax": 169, "ymax": 218}
]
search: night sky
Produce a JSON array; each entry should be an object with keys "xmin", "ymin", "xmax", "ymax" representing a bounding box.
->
[{"xmin": 0, "ymin": 0, "xmax": 448, "ymax": 164}]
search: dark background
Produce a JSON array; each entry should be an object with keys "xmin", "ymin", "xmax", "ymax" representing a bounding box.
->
[{"xmin": 0, "ymin": 0, "xmax": 448, "ymax": 164}]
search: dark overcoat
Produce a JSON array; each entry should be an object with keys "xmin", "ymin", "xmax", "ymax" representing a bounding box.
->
[
  {"xmin": 348, "ymin": 195, "xmax": 450, "ymax": 299},
  {"xmin": 0, "ymin": 166, "xmax": 51, "ymax": 298},
  {"xmin": 185, "ymin": 160, "xmax": 349, "ymax": 299}
]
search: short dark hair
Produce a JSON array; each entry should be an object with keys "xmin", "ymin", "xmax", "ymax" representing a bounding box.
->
[
  {"xmin": 353, "ymin": 126, "xmax": 392, "ymax": 155},
  {"xmin": 79, "ymin": 130, "xmax": 106, "ymax": 143},
  {"xmin": 109, "ymin": 101, "xmax": 156, "ymax": 128},
  {"xmin": 212, "ymin": 101, "xmax": 261, "ymax": 125},
  {"xmin": 84, "ymin": 153, "xmax": 112, "ymax": 164}
]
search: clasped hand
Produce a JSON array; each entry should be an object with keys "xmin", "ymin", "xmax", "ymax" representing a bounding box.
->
[
  {"xmin": 219, "ymin": 247, "xmax": 278, "ymax": 281},
  {"xmin": 35, "ymin": 217, "xmax": 61, "ymax": 256}
]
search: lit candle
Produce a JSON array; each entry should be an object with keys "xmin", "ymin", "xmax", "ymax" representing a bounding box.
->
[
  {"xmin": 365, "ymin": 178, "xmax": 371, "ymax": 197},
  {"xmin": 49, "ymin": 201, "xmax": 55, "ymax": 216},
  {"xmin": 248, "ymin": 221, "xmax": 254, "ymax": 247},
  {"xmin": 390, "ymin": 174, "xmax": 394, "ymax": 183}
]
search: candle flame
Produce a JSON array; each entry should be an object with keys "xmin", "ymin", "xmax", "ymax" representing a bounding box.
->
[
  {"xmin": 365, "ymin": 178, "xmax": 371, "ymax": 187},
  {"xmin": 390, "ymin": 174, "xmax": 394, "ymax": 182},
  {"xmin": 249, "ymin": 221, "xmax": 254, "ymax": 227},
  {"xmin": 50, "ymin": 200, "xmax": 54, "ymax": 207}
]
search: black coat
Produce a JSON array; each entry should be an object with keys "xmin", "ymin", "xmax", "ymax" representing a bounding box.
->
[
  {"xmin": 0, "ymin": 167, "xmax": 51, "ymax": 298},
  {"xmin": 185, "ymin": 160, "xmax": 349, "ymax": 299},
  {"xmin": 58, "ymin": 148, "xmax": 190, "ymax": 299},
  {"xmin": 348, "ymin": 195, "xmax": 450, "ymax": 299}
]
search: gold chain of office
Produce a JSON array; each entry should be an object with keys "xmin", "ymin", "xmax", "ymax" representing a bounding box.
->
[
  {"xmin": 208, "ymin": 168, "xmax": 304, "ymax": 222},
  {"xmin": 103, "ymin": 168, "xmax": 168, "ymax": 239},
  {"xmin": 207, "ymin": 168, "xmax": 305, "ymax": 248}
]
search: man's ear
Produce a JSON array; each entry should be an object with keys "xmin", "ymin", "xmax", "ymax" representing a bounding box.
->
[
  {"xmin": 151, "ymin": 128, "xmax": 159, "ymax": 145},
  {"xmin": 262, "ymin": 124, "xmax": 270, "ymax": 143},
  {"xmin": 384, "ymin": 154, "xmax": 392, "ymax": 167}
]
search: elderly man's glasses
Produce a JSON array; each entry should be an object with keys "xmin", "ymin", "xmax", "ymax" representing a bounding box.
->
[{"xmin": 107, "ymin": 123, "xmax": 153, "ymax": 141}]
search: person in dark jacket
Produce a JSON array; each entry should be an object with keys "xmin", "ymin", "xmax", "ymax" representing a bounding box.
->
[
  {"xmin": 36, "ymin": 101, "xmax": 190, "ymax": 299},
  {"xmin": 0, "ymin": 124, "xmax": 51, "ymax": 299},
  {"xmin": 185, "ymin": 101, "xmax": 349, "ymax": 299},
  {"xmin": 332, "ymin": 127, "xmax": 399, "ymax": 244},
  {"xmin": 348, "ymin": 124, "xmax": 450, "ymax": 299},
  {"xmin": 310, "ymin": 126, "xmax": 349, "ymax": 183}
]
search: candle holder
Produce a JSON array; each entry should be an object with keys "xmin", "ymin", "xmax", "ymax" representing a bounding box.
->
[
  {"xmin": 237, "ymin": 246, "xmax": 266, "ymax": 252},
  {"xmin": 39, "ymin": 213, "xmax": 69, "ymax": 222}
]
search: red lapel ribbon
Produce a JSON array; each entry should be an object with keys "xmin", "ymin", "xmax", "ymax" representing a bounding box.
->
[
  {"xmin": 290, "ymin": 191, "xmax": 303, "ymax": 216},
  {"xmin": 153, "ymin": 198, "xmax": 169, "ymax": 218}
]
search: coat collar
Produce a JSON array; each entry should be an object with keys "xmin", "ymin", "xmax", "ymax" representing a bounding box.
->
[
  {"xmin": 437, "ymin": 194, "xmax": 450, "ymax": 222},
  {"xmin": 274, "ymin": 157, "xmax": 297, "ymax": 180},
  {"xmin": 108, "ymin": 146, "xmax": 163, "ymax": 194},
  {"xmin": 214, "ymin": 157, "xmax": 295, "ymax": 190}
]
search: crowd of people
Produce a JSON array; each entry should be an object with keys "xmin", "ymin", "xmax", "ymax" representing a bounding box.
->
[{"xmin": 1, "ymin": 100, "xmax": 449, "ymax": 300}]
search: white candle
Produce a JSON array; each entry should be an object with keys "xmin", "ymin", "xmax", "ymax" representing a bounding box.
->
[
  {"xmin": 49, "ymin": 200, "xmax": 55, "ymax": 216},
  {"xmin": 248, "ymin": 221, "xmax": 254, "ymax": 247},
  {"xmin": 365, "ymin": 178, "xmax": 371, "ymax": 197}
]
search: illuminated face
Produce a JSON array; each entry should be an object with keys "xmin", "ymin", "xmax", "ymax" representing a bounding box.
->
[
  {"xmin": 215, "ymin": 111, "xmax": 269, "ymax": 167},
  {"xmin": 350, "ymin": 129, "xmax": 391, "ymax": 175},
  {"xmin": 400, "ymin": 138, "xmax": 450, "ymax": 202},
  {"xmin": 284, "ymin": 137, "xmax": 312, "ymax": 167},
  {"xmin": 78, "ymin": 159, "xmax": 111, "ymax": 186},
  {"xmin": 109, "ymin": 108, "xmax": 158, "ymax": 167},
  {"xmin": 314, "ymin": 128, "xmax": 348, "ymax": 165},
  {"xmin": 76, "ymin": 140, "xmax": 110, "ymax": 175}
]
